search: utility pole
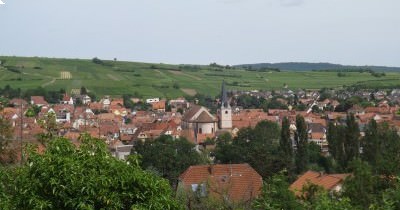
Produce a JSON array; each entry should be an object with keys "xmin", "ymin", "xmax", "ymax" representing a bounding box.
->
[{"xmin": 19, "ymin": 101, "xmax": 23, "ymax": 165}]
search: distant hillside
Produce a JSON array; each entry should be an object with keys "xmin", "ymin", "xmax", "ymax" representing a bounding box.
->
[
  {"xmin": 235, "ymin": 62, "xmax": 400, "ymax": 72},
  {"xmin": 2, "ymin": 56, "xmax": 400, "ymax": 98}
]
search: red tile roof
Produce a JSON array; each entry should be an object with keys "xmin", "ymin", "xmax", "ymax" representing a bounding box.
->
[
  {"xmin": 179, "ymin": 164, "xmax": 262, "ymax": 203},
  {"xmin": 151, "ymin": 100, "xmax": 166, "ymax": 110},
  {"xmin": 290, "ymin": 170, "xmax": 350, "ymax": 196},
  {"xmin": 30, "ymin": 96, "xmax": 48, "ymax": 106}
]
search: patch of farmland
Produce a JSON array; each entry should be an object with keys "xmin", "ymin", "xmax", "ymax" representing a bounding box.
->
[
  {"xmin": 60, "ymin": 71, "xmax": 72, "ymax": 80},
  {"xmin": 181, "ymin": 88, "xmax": 197, "ymax": 96},
  {"xmin": 107, "ymin": 74, "xmax": 121, "ymax": 81},
  {"xmin": 70, "ymin": 89, "xmax": 81, "ymax": 95}
]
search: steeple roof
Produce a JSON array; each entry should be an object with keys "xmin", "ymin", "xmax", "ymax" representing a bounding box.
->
[{"xmin": 221, "ymin": 80, "xmax": 229, "ymax": 108}]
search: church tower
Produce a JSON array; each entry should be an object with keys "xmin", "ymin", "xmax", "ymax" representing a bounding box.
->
[{"xmin": 219, "ymin": 81, "xmax": 232, "ymax": 129}]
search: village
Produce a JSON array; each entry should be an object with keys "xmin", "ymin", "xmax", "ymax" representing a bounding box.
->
[
  {"xmin": 1, "ymin": 81, "xmax": 400, "ymax": 206},
  {"xmin": 1, "ymin": 83, "xmax": 400, "ymax": 155}
]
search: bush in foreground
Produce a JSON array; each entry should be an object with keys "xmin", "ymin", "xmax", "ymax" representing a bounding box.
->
[{"xmin": 0, "ymin": 135, "xmax": 181, "ymax": 210}]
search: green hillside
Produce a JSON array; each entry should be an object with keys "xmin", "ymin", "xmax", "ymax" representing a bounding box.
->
[
  {"xmin": 236, "ymin": 62, "xmax": 400, "ymax": 72},
  {"xmin": 1, "ymin": 56, "xmax": 400, "ymax": 98}
]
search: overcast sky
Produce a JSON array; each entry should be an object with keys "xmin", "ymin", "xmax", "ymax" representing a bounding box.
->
[{"xmin": 0, "ymin": 0, "xmax": 399, "ymax": 66}]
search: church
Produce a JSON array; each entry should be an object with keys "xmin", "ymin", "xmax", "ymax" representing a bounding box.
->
[
  {"xmin": 219, "ymin": 80, "xmax": 232, "ymax": 130},
  {"xmin": 181, "ymin": 81, "xmax": 232, "ymax": 144}
]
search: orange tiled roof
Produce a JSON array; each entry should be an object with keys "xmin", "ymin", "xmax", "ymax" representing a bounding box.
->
[
  {"xmin": 179, "ymin": 164, "xmax": 263, "ymax": 203},
  {"xmin": 290, "ymin": 170, "xmax": 350, "ymax": 196},
  {"xmin": 152, "ymin": 100, "xmax": 166, "ymax": 110},
  {"xmin": 310, "ymin": 132, "xmax": 325, "ymax": 140},
  {"xmin": 30, "ymin": 96, "xmax": 48, "ymax": 105}
]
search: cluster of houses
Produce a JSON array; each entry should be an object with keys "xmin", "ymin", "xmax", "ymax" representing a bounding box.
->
[{"xmin": 2, "ymin": 83, "xmax": 400, "ymax": 204}]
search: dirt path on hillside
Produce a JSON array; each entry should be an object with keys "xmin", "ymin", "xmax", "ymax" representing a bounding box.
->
[
  {"xmin": 41, "ymin": 77, "xmax": 56, "ymax": 87},
  {"xmin": 107, "ymin": 74, "xmax": 120, "ymax": 81},
  {"xmin": 181, "ymin": 88, "xmax": 197, "ymax": 96}
]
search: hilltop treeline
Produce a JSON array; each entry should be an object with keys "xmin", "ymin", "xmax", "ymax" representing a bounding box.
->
[
  {"xmin": 0, "ymin": 85, "xmax": 96, "ymax": 104},
  {"xmin": 312, "ymin": 68, "xmax": 386, "ymax": 78},
  {"xmin": 236, "ymin": 62, "xmax": 400, "ymax": 72}
]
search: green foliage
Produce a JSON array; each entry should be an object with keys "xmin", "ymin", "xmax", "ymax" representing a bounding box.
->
[
  {"xmin": 215, "ymin": 120, "xmax": 283, "ymax": 178},
  {"xmin": 0, "ymin": 85, "xmax": 21, "ymax": 99},
  {"xmin": 173, "ymin": 83, "xmax": 180, "ymax": 89},
  {"xmin": 279, "ymin": 117, "xmax": 294, "ymax": 175},
  {"xmin": 0, "ymin": 135, "xmax": 182, "ymax": 209},
  {"xmin": 23, "ymin": 87, "xmax": 65, "ymax": 104},
  {"xmin": 294, "ymin": 115, "xmax": 309, "ymax": 174},
  {"xmin": 122, "ymin": 94, "xmax": 135, "ymax": 109},
  {"xmin": 343, "ymin": 159, "xmax": 377, "ymax": 209},
  {"xmin": 0, "ymin": 116, "xmax": 13, "ymax": 164},
  {"xmin": 255, "ymin": 177, "xmax": 353, "ymax": 210},
  {"xmin": 327, "ymin": 114, "xmax": 361, "ymax": 171},
  {"xmin": 362, "ymin": 120, "xmax": 400, "ymax": 177},
  {"xmin": 295, "ymin": 103, "xmax": 307, "ymax": 111},
  {"xmin": 80, "ymin": 86, "xmax": 88, "ymax": 95},
  {"xmin": 327, "ymin": 122, "xmax": 345, "ymax": 170},
  {"xmin": 307, "ymin": 192, "xmax": 353, "ymax": 210},
  {"xmin": 307, "ymin": 142, "xmax": 332, "ymax": 172},
  {"xmin": 253, "ymin": 172, "xmax": 302, "ymax": 210},
  {"xmin": 236, "ymin": 95, "xmax": 266, "ymax": 109},
  {"xmin": 379, "ymin": 177, "xmax": 400, "ymax": 210},
  {"xmin": 362, "ymin": 119, "xmax": 380, "ymax": 167},
  {"xmin": 92, "ymin": 57, "xmax": 103, "ymax": 65},
  {"xmin": 177, "ymin": 183, "xmax": 249, "ymax": 210},
  {"xmin": 344, "ymin": 114, "xmax": 360, "ymax": 165},
  {"xmin": 2, "ymin": 56, "xmax": 400, "ymax": 98},
  {"xmin": 134, "ymin": 135, "xmax": 206, "ymax": 185},
  {"xmin": 25, "ymin": 105, "xmax": 41, "ymax": 117},
  {"xmin": 37, "ymin": 112, "xmax": 59, "ymax": 145}
]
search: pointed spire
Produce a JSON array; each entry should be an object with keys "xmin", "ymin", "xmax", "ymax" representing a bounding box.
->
[{"xmin": 221, "ymin": 80, "xmax": 229, "ymax": 108}]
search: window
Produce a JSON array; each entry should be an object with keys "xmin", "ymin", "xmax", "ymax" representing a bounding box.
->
[
  {"xmin": 225, "ymin": 111, "xmax": 228, "ymax": 114},
  {"xmin": 199, "ymin": 128, "xmax": 202, "ymax": 134},
  {"xmin": 191, "ymin": 183, "xmax": 207, "ymax": 197},
  {"xmin": 191, "ymin": 184, "xmax": 198, "ymax": 192}
]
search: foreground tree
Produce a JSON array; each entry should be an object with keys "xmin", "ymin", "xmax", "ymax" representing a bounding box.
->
[
  {"xmin": 253, "ymin": 172, "xmax": 302, "ymax": 210},
  {"xmin": 362, "ymin": 120, "xmax": 400, "ymax": 177},
  {"xmin": 215, "ymin": 120, "xmax": 282, "ymax": 178},
  {"xmin": 295, "ymin": 115, "xmax": 309, "ymax": 174},
  {"xmin": 0, "ymin": 135, "xmax": 181, "ymax": 209},
  {"xmin": 344, "ymin": 114, "xmax": 360, "ymax": 164},
  {"xmin": 0, "ymin": 114, "xmax": 13, "ymax": 164},
  {"xmin": 134, "ymin": 135, "xmax": 206, "ymax": 186},
  {"xmin": 343, "ymin": 159, "xmax": 377, "ymax": 209},
  {"xmin": 280, "ymin": 117, "xmax": 294, "ymax": 176}
]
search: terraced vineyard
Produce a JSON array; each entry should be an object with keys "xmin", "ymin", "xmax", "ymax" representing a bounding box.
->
[{"xmin": 1, "ymin": 56, "xmax": 400, "ymax": 98}]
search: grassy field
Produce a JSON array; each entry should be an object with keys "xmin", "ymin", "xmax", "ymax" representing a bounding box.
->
[{"xmin": 1, "ymin": 56, "xmax": 400, "ymax": 98}]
